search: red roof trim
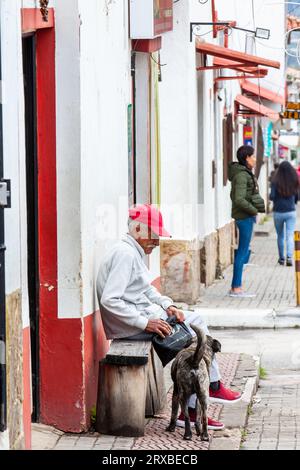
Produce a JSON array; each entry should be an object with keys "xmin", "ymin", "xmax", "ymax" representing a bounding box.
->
[
  {"xmin": 241, "ymin": 80, "xmax": 284, "ymax": 106},
  {"xmin": 212, "ymin": 57, "xmax": 268, "ymax": 76},
  {"xmin": 235, "ymin": 94, "xmax": 279, "ymax": 120},
  {"xmin": 196, "ymin": 41, "xmax": 280, "ymax": 70}
]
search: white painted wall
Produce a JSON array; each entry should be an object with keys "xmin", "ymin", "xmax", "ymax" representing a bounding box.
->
[
  {"xmin": 160, "ymin": 0, "xmax": 233, "ymax": 241},
  {"xmin": 55, "ymin": 0, "xmax": 82, "ymax": 319},
  {"xmin": 159, "ymin": 0, "xmax": 201, "ymax": 240},
  {"xmin": 78, "ymin": 0, "xmax": 131, "ymax": 317}
]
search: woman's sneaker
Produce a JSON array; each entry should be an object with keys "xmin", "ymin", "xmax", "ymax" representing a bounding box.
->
[
  {"xmin": 176, "ymin": 409, "xmax": 224, "ymax": 430},
  {"xmin": 278, "ymin": 258, "xmax": 285, "ymax": 266},
  {"xmin": 228, "ymin": 291, "xmax": 256, "ymax": 298},
  {"xmin": 286, "ymin": 258, "xmax": 293, "ymax": 267}
]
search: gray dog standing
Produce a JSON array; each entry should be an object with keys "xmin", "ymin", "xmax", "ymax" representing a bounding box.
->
[{"xmin": 166, "ymin": 324, "xmax": 221, "ymax": 441}]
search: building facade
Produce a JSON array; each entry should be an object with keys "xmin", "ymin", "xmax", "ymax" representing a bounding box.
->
[{"xmin": 0, "ymin": 0, "xmax": 285, "ymax": 449}]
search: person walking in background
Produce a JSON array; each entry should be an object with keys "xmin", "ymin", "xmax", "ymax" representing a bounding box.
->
[
  {"xmin": 269, "ymin": 162, "xmax": 279, "ymax": 184},
  {"xmin": 270, "ymin": 161, "xmax": 299, "ymax": 267},
  {"xmin": 228, "ymin": 146, "xmax": 265, "ymax": 298}
]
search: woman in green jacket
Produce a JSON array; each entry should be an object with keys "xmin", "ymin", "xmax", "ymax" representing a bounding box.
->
[{"xmin": 228, "ymin": 145, "xmax": 265, "ymax": 297}]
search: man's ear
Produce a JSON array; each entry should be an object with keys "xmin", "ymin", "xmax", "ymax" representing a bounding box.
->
[
  {"xmin": 136, "ymin": 223, "xmax": 141, "ymax": 233},
  {"xmin": 212, "ymin": 339, "xmax": 221, "ymax": 353}
]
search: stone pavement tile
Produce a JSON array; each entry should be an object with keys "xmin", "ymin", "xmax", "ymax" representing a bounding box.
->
[
  {"xmin": 95, "ymin": 435, "xmax": 116, "ymax": 446},
  {"xmin": 53, "ymin": 436, "xmax": 78, "ymax": 450},
  {"xmin": 259, "ymin": 445, "xmax": 277, "ymax": 450},
  {"xmin": 73, "ymin": 437, "xmax": 98, "ymax": 449},
  {"xmin": 93, "ymin": 445, "xmax": 114, "ymax": 450},
  {"xmin": 112, "ymin": 437, "xmax": 134, "ymax": 450},
  {"xmin": 241, "ymin": 445, "xmax": 259, "ymax": 450},
  {"xmin": 210, "ymin": 429, "xmax": 241, "ymax": 451},
  {"xmin": 32, "ymin": 430, "xmax": 61, "ymax": 450}
]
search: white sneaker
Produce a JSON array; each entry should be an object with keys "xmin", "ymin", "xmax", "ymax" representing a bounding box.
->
[{"xmin": 228, "ymin": 291, "xmax": 256, "ymax": 298}]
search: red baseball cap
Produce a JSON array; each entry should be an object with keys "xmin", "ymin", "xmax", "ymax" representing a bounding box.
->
[{"xmin": 129, "ymin": 204, "xmax": 171, "ymax": 238}]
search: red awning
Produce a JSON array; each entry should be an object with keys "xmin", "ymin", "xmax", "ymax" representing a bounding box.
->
[
  {"xmin": 235, "ymin": 94, "xmax": 279, "ymax": 120},
  {"xmin": 212, "ymin": 57, "xmax": 268, "ymax": 76},
  {"xmin": 240, "ymin": 80, "xmax": 284, "ymax": 105},
  {"xmin": 196, "ymin": 41, "xmax": 280, "ymax": 70}
]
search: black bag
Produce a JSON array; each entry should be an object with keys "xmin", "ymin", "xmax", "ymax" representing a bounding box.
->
[{"xmin": 152, "ymin": 316, "xmax": 193, "ymax": 367}]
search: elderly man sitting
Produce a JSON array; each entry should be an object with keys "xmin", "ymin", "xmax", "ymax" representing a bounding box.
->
[{"xmin": 97, "ymin": 204, "xmax": 241, "ymax": 430}]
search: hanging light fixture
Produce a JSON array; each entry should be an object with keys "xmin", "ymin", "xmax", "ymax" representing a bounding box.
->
[{"xmin": 40, "ymin": 0, "xmax": 49, "ymax": 22}]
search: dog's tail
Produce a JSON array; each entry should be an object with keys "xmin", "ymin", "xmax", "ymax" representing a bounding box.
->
[{"xmin": 189, "ymin": 324, "xmax": 206, "ymax": 368}]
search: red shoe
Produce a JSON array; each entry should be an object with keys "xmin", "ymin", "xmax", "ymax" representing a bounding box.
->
[
  {"xmin": 176, "ymin": 409, "xmax": 224, "ymax": 430},
  {"xmin": 209, "ymin": 382, "xmax": 241, "ymax": 404},
  {"xmin": 207, "ymin": 417, "xmax": 225, "ymax": 430}
]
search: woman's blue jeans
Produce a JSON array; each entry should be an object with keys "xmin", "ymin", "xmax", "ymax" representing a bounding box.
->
[
  {"xmin": 231, "ymin": 217, "xmax": 255, "ymax": 289},
  {"xmin": 273, "ymin": 211, "xmax": 296, "ymax": 260}
]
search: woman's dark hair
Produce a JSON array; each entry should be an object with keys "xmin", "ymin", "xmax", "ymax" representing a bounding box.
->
[
  {"xmin": 273, "ymin": 161, "xmax": 299, "ymax": 197},
  {"xmin": 236, "ymin": 145, "xmax": 255, "ymax": 166}
]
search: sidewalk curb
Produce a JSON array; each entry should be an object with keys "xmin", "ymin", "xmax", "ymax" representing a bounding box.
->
[
  {"xmin": 194, "ymin": 308, "xmax": 300, "ymax": 329},
  {"xmin": 210, "ymin": 354, "xmax": 260, "ymax": 451}
]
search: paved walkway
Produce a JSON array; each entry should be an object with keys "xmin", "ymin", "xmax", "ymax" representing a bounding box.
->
[
  {"xmin": 32, "ymin": 352, "xmax": 258, "ymax": 451},
  {"xmin": 195, "ymin": 218, "xmax": 297, "ymax": 312},
  {"xmin": 242, "ymin": 372, "xmax": 300, "ymax": 450}
]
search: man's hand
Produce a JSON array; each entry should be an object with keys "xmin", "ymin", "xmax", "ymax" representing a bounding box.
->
[
  {"xmin": 166, "ymin": 306, "xmax": 185, "ymax": 323},
  {"xmin": 145, "ymin": 319, "xmax": 172, "ymax": 338}
]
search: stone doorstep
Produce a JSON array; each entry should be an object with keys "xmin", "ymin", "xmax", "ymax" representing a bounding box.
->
[{"xmin": 211, "ymin": 355, "xmax": 260, "ymax": 451}]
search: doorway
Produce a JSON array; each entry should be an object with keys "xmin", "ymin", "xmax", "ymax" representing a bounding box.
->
[{"xmin": 22, "ymin": 35, "xmax": 40, "ymax": 422}]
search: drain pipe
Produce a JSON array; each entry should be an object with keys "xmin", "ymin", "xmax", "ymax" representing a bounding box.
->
[{"xmin": 0, "ymin": 3, "xmax": 7, "ymax": 433}]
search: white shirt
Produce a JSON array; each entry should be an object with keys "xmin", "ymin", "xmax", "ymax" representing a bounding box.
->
[{"xmin": 96, "ymin": 234, "xmax": 173, "ymax": 339}]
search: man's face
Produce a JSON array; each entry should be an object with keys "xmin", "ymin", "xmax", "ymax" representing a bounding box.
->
[{"xmin": 136, "ymin": 225, "xmax": 160, "ymax": 255}]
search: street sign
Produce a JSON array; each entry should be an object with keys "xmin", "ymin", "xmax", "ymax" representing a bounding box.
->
[
  {"xmin": 286, "ymin": 102, "xmax": 300, "ymax": 110},
  {"xmin": 280, "ymin": 110, "xmax": 300, "ymax": 119}
]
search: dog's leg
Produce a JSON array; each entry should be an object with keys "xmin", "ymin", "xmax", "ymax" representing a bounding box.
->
[
  {"xmin": 180, "ymin": 397, "xmax": 192, "ymax": 441},
  {"xmin": 199, "ymin": 392, "xmax": 209, "ymax": 442},
  {"xmin": 166, "ymin": 386, "xmax": 179, "ymax": 433},
  {"xmin": 194, "ymin": 398, "xmax": 201, "ymax": 437}
]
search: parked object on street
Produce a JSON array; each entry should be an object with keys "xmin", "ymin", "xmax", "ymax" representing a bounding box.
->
[
  {"xmin": 228, "ymin": 146, "xmax": 265, "ymax": 297},
  {"xmin": 270, "ymin": 161, "xmax": 299, "ymax": 266}
]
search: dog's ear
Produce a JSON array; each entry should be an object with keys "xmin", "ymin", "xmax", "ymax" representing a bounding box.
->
[{"xmin": 212, "ymin": 339, "xmax": 221, "ymax": 353}]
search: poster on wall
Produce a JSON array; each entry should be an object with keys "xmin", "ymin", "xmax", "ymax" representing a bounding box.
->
[
  {"xmin": 243, "ymin": 126, "xmax": 253, "ymax": 146},
  {"xmin": 263, "ymin": 123, "xmax": 273, "ymax": 158},
  {"xmin": 154, "ymin": 0, "xmax": 173, "ymax": 36}
]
